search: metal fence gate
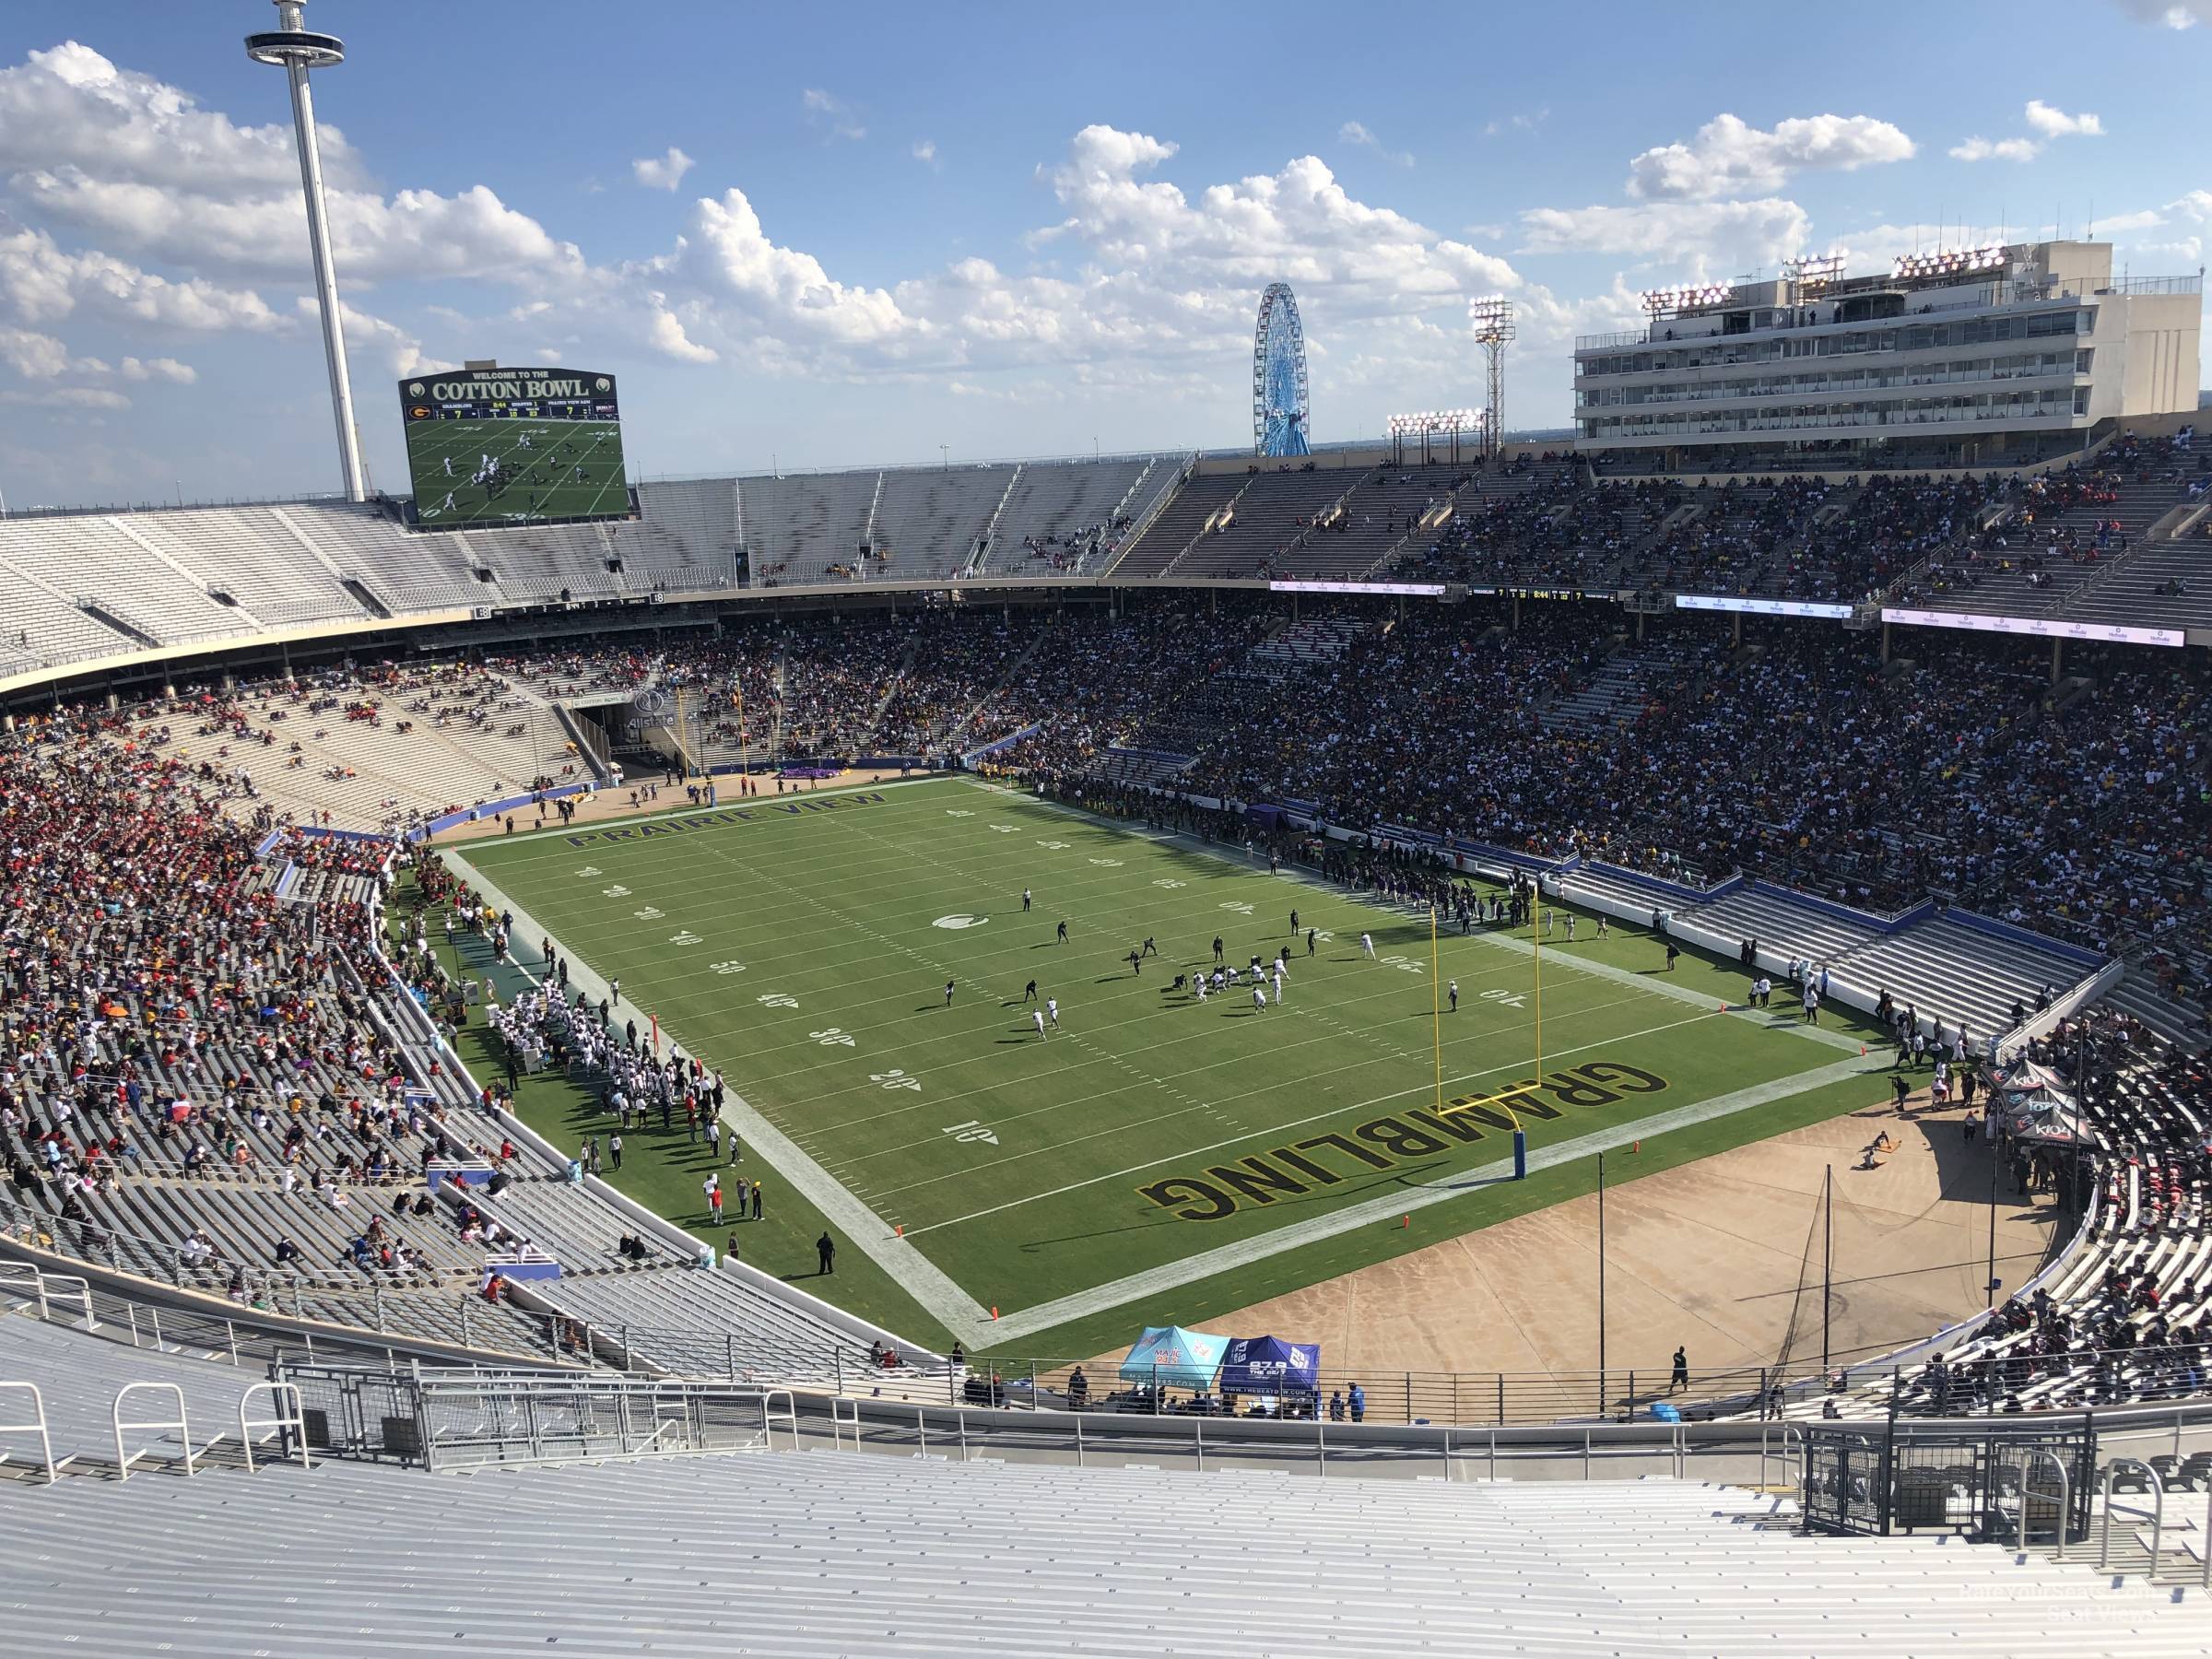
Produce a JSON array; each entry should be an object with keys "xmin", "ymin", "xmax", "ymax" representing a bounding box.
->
[{"xmin": 1803, "ymin": 1419, "xmax": 2095, "ymax": 1541}]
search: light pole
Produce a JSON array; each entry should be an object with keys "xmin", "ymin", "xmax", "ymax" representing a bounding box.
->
[
  {"xmin": 246, "ymin": 1, "xmax": 366, "ymax": 502},
  {"xmin": 1596, "ymin": 1149, "xmax": 1607, "ymax": 1411},
  {"xmin": 939, "ymin": 443, "xmax": 949, "ymax": 471}
]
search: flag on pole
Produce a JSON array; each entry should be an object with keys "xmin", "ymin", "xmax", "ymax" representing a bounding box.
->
[{"xmin": 651, "ymin": 1014, "xmax": 660, "ymax": 1057}]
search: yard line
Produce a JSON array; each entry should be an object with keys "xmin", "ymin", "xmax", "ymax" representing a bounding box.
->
[
  {"xmin": 983, "ymin": 1051, "xmax": 1890, "ymax": 1347},
  {"xmin": 446, "ymin": 850, "xmax": 994, "ymax": 1343},
  {"xmin": 892, "ymin": 1004, "xmax": 1735, "ymax": 1223}
]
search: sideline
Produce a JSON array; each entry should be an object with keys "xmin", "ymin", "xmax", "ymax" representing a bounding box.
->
[
  {"xmin": 983, "ymin": 1050, "xmax": 1888, "ymax": 1347},
  {"xmin": 442, "ymin": 844, "xmax": 999, "ymax": 1347},
  {"xmin": 453, "ymin": 771, "xmax": 947, "ymax": 853}
]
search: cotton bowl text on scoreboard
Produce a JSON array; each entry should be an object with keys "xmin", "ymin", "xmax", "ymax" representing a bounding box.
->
[
  {"xmin": 404, "ymin": 369, "xmax": 618, "ymax": 424},
  {"xmin": 397, "ymin": 366, "xmax": 629, "ymax": 528}
]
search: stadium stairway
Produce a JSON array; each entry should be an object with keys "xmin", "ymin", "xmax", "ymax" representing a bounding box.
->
[
  {"xmin": 1105, "ymin": 471, "xmax": 1251, "ymax": 578},
  {"xmin": 1830, "ymin": 916, "xmax": 2097, "ymax": 1040},
  {"xmin": 2101, "ymin": 963, "xmax": 2212, "ymax": 1048},
  {"xmin": 1684, "ymin": 887, "xmax": 1888, "ymax": 967},
  {"xmin": 2, "ymin": 1444, "xmax": 2206, "ymax": 1654}
]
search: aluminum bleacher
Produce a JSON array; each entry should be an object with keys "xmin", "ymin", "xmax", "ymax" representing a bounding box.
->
[
  {"xmin": 281, "ymin": 501, "xmax": 483, "ymax": 611},
  {"xmin": 979, "ymin": 457, "xmax": 1152, "ymax": 577},
  {"xmin": 873, "ymin": 464, "xmax": 1015, "ymax": 580},
  {"xmin": 739, "ymin": 469, "xmax": 877, "ymax": 584},
  {"xmin": 121, "ymin": 507, "xmax": 373, "ymax": 629},
  {"xmin": 0, "ymin": 554, "xmax": 139, "ymax": 670},
  {"xmin": 1832, "ymin": 916, "xmax": 2099, "ymax": 1041},
  {"xmin": 1104, "ymin": 470, "xmax": 1246, "ymax": 577},
  {"xmin": 0, "ymin": 512, "xmax": 257, "ymax": 643},
  {"xmin": 3, "ymin": 1438, "xmax": 2207, "ymax": 1655},
  {"xmin": 627, "ymin": 477, "xmax": 739, "ymax": 589},
  {"xmin": 1688, "ymin": 887, "xmax": 1888, "ymax": 968}
]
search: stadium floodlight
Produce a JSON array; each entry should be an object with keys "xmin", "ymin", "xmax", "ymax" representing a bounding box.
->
[
  {"xmin": 1637, "ymin": 282, "xmax": 1735, "ymax": 315},
  {"xmin": 1466, "ymin": 298, "xmax": 1516, "ymax": 459},
  {"xmin": 1386, "ymin": 409, "xmax": 1480, "ymax": 436},
  {"xmin": 247, "ymin": 0, "xmax": 365, "ymax": 503},
  {"xmin": 1466, "ymin": 295, "xmax": 1517, "ymax": 343},
  {"xmin": 1890, "ymin": 244, "xmax": 2008, "ymax": 281},
  {"xmin": 1783, "ymin": 253, "xmax": 1846, "ymax": 294}
]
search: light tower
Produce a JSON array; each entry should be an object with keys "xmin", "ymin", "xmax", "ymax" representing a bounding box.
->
[
  {"xmin": 247, "ymin": 1, "xmax": 366, "ymax": 502},
  {"xmin": 1466, "ymin": 296, "xmax": 1515, "ymax": 461}
]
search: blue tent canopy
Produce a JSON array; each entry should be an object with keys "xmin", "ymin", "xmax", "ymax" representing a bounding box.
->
[
  {"xmin": 1218, "ymin": 1335, "xmax": 1321, "ymax": 1398},
  {"xmin": 1118, "ymin": 1325, "xmax": 1229, "ymax": 1390}
]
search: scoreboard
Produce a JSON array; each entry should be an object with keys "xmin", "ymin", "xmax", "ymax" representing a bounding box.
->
[{"xmin": 399, "ymin": 366, "xmax": 629, "ymax": 526}]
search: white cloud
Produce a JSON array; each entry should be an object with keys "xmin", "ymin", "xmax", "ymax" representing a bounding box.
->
[
  {"xmin": 1039, "ymin": 125, "xmax": 1515, "ymax": 303},
  {"xmin": 15, "ymin": 167, "xmax": 585, "ymax": 285},
  {"xmin": 0, "ymin": 324, "xmax": 69, "ymax": 376},
  {"xmin": 1954, "ymin": 101, "xmax": 2104, "ymax": 164},
  {"xmin": 2092, "ymin": 207, "xmax": 2165, "ymax": 233},
  {"xmin": 309, "ymin": 298, "xmax": 423, "ymax": 379},
  {"xmin": 1519, "ymin": 197, "xmax": 1812, "ymax": 274},
  {"xmin": 2164, "ymin": 189, "xmax": 2212, "ymax": 222},
  {"xmin": 630, "ymin": 147, "xmax": 695, "ymax": 192},
  {"xmin": 2112, "ymin": 0, "xmax": 2211, "ymax": 25},
  {"xmin": 802, "ymin": 88, "xmax": 865, "ymax": 141},
  {"xmin": 2024, "ymin": 100, "xmax": 2102, "ymax": 138},
  {"xmin": 1483, "ymin": 110, "xmax": 1549, "ymax": 138},
  {"xmin": 0, "ymin": 41, "xmax": 363, "ymax": 194},
  {"xmin": 1950, "ymin": 136, "xmax": 2041, "ymax": 162},
  {"xmin": 673, "ymin": 186, "xmax": 914, "ymax": 348},
  {"xmin": 118, "ymin": 354, "xmax": 193, "ymax": 382},
  {"xmin": 912, "ymin": 139, "xmax": 937, "ymax": 166},
  {"xmin": 0, "ymin": 224, "xmax": 287, "ymax": 331},
  {"xmin": 1337, "ymin": 121, "xmax": 1413, "ymax": 168},
  {"xmin": 0, "ymin": 325, "xmax": 195, "ymax": 384},
  {"xmin": 0, "ymin": 44, "xmax": 582, "ymax": 286},
  {"xmin": 1626, "ymin": 112, "xmax": 1913, "ymax": 200},
  {"xmin": 645, "ymin": 294, "xmax": 717, "ymax": 363},
  {"xmin": 0, "ymin": 384, "xmax": 127, "ymax": 410}
]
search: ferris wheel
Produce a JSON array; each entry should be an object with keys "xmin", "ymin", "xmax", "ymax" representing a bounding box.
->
[{"xmin": 1252, "ymin": 282, "xmax": 1311, "ymax": 457}]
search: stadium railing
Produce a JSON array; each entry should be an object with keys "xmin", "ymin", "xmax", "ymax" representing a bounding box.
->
[
  {"xmin": 190, "ymin": 1358, "xmax": 2212, "ymax": 1507},
  {"xmin": 0, "ymin": 1230, "xmax": 593, "ymax": 1374},
  {"xmin": 273, "ymin": 1361, "xmax": 796, "ymax": 1471}
]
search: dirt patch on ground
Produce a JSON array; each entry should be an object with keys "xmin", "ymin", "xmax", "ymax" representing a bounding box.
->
[
  {"xmin": 425, "ymin": 767, "xmax": 930, "ymax": 844},
  {"xmin": 1092, "ymin": 1092, "xmax": 2057, "ymax": 1384}
]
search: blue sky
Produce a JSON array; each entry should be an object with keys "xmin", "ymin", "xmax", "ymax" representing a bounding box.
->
[{"xmin": 0, "ymin": 0, "xmax": 2206, "ymax": 506}]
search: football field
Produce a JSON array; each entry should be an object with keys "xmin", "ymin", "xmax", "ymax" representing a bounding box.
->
[
  {"xmin": 451, "ymin": 775, "xmax": 1895, "ymax": 1354},
  {"xmin": 406, "ymin": 416, "xmax": 628, "ymax": 525}
]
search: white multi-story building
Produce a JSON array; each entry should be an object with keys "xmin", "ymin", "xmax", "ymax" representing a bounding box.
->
[{"xmin": 1572, "ymin": 240, "xmax": 2200, "ymax": 465}]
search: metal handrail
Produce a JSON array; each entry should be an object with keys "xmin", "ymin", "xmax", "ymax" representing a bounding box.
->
[
  {"xmin": 1996, "ymin": 1447, "xmax": 2071, "ymax": 1558},
  {"xmin": 112, "ymin": 1382, "xmax": 196, "ymax": 1482},
  {"xmin": 0, "ymin": 1382, "xmax": 62, "ymax": 1484},
  {"xmin": 238, "ymin": 1381, "xmax": 311, "ymax": 1474},
  {"xmin": 2098, "ymin": 1457, "xmax": 2166, "ymax": 1572}
]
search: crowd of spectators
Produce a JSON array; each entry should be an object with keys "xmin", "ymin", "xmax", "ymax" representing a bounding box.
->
[{"xmin": 0, "ymin": 708, "xmax": 518, "ymax": 1291}]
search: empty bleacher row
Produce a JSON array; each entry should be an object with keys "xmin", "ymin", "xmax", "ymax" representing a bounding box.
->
[
  {"xmin": 738, "ymin": 456, "xmax": 1182, "ymax": 587},
  {"xmin": 6, "ymin": 1395, "xmax": 2209, "ymax": 1657}
]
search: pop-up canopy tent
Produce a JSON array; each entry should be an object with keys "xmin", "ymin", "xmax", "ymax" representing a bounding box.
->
[
  {"xmin": 1218, "ymin": 1335, "xmax": 1322, "ymax": 1399},
  {"xmin": 1990, "ymin": 1056, "xmax": 2082, "ymax": 1142},
  {"xmin": 1119, "ymin": 1325, "xmax": 1229, "ymax": 1390}
]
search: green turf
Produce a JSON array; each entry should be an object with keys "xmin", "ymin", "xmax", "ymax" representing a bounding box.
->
[
  {"xmin": 404, "ymin": 414, "xmax": 627, "ymax": 525},
  {"xmin": 447, "ymin": 774, "xmax": 1897, "ymax": 1355}
]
